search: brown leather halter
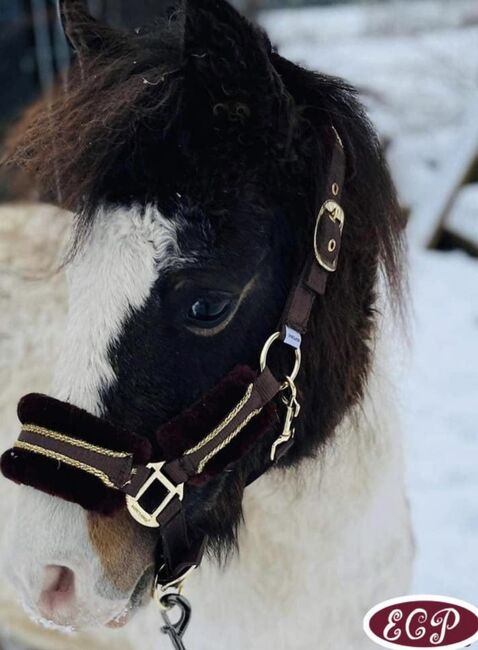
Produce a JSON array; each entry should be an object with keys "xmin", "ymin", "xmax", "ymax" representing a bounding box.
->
[{"xmin": 1, "ymin": 125, "xmax": 345, "ymax": 600}]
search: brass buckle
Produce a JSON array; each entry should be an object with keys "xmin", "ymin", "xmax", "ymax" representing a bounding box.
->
[
  {"xmin": 314, "ymin": 199, "xmax": 345, "ymax": 272},
  {"xmin": 126, "ymin": 461, "xmax": 184, "ymax": 529}
]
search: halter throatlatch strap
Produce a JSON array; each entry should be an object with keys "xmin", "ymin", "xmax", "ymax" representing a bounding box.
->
[{"xmin": 0, "ymin": 125, "xmax": 346, "ymax": 592}]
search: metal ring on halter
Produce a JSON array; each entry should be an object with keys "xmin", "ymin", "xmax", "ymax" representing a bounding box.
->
[
  {"xmin": 153, "ymin": 566, "xmax": 197, "ymax": 611},
  {"xmin": 259, "ymin": 332, "xmax": 302, "ymax": 386}
]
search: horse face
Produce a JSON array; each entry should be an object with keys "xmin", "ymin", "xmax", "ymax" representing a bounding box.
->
[
  {"xmin": 3, "ymin": 0, "xmax": 405, "ymax": 632},
  {"xmin": 4, "ymin": 0, "xmax": 295, "ymax": 628},
  {"xmin": 6, "ymin": 198, "xmax": 287, "ymax": 628}
]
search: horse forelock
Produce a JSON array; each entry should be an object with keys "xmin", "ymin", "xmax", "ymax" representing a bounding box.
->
[{"xmin": 4, "ymin": 5, "xmax": 293, "ymax": 220}]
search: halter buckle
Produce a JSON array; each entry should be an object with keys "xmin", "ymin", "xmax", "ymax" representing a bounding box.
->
[
  {"xmin": 126, "ymin": 461, "xmax": 184, "ymax": 528},
  {"xmin": 314, "ymin": 200, "xmax": 345, "ymax": 272}
]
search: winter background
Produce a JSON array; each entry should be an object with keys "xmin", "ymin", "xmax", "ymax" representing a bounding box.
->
[
  {"xmin": 261, "ymin": 0, "xmax": 478, "ymax": 603},
  {"xmin": 0, "ymin": 0, "xmax": 476, "ymax": 638}
]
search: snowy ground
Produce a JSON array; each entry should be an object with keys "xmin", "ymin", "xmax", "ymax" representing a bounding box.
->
[
  {"xmin": 262, "ymin": 0, "xmax": 478, "ymax": 604},
  {"xmin": 405, "ymin": 250, "xmax": 478, "ymax": 602}
]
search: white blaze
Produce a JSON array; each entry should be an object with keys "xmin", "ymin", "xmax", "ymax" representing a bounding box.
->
[
  {"xmin": 4, "ymin": 204, "xmax": 179, "ymax": 628},
  {"xmin": 52, "ymin": 204, "xmax": 178, "ymax": 413}
]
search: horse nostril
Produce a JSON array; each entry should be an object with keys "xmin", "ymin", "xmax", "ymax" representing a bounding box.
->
[
  {"xmin": 41, "ymin": 565, "xmax": 74, "ymax": 594},
  {"xmin": 38, "ymin": 565, "xmax": 76, "ymax": 620}
]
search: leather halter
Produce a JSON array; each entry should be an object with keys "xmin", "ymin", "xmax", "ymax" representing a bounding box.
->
[{"xmin": 1, "ymin": 126, "xmax": 346, "ymax": 597}]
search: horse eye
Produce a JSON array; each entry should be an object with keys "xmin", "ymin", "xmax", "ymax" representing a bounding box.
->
[{"xmin": 187, "ymin": 296, "xmax": 233, "ymax": 327}]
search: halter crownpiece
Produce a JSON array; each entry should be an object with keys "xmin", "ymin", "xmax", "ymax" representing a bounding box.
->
[{"xmin": 1, "ymin": 125, "xmax": 345, "ymax": 599}]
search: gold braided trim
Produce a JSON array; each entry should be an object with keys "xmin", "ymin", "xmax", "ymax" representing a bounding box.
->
[
  {"xmin": 184, "ymin": 383, "xmax": 254, "ymax": 457},
  {"xmin": 22, "ymin": 424, "xmax": 130, "ymax": 459},
  {"xmin": 14, "ymin": 441, "xmax": 115, "ymax": 488},
  {"xmin": 196, "ymin": 407, "xmax": 263, "ymax": 474}
]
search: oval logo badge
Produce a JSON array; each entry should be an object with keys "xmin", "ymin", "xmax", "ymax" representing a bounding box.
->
[{"xmin": 363, "ymin": 595, "xmax": 478, "ymax": 649}]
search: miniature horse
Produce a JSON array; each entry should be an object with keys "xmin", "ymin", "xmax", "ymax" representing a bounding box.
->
[{"xmin": 2, "ymin": 0, "xmax": 413, "ymax": 648}]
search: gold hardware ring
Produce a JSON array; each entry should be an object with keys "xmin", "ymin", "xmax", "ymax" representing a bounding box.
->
[
  {"xmin": 153, "ymin": 566, "xmax": 197, "ymax": 610},
  {"xmin": 260, "ymin": 332, "xmax": 302, "ymax": 386}
]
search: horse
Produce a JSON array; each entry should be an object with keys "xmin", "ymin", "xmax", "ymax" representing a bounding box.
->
[{"xmin": 1, "ymin": 0, "xmax": 413, "ymax": 648}]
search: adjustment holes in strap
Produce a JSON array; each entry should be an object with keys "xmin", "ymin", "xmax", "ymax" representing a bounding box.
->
[
  {"xmin": 328, "ymin": 239, "xmax": 337, "ymax": 253},
  {"xmin": 314, "ymin": 200, "xmax": 345, "ymax": 273},
  {"xmin": 332, "ymin": 182, "xmax": 339, "ymax": 197}
]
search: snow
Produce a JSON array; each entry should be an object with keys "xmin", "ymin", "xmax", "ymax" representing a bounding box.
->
[
  {"xmin": 448, "ymin": 183, "xmax": 478, "ymax": 247},
  {"xmin": 409, "ymin": 96, "xmax": 478, "ymax": 247},
  {"xmin": 261, "ymin": 0, "xmax": 478, "ymax": 45},
  {"xmin": 404, "ymin": 249, "xmax": 478, "ymax": 602},
  {"xmin": 262, "ymin": 2, "xmax": 478, "ymax": 217},
  {"xmin": 262, "ymin": 0, "xmax": 478, "ymax": 605}
]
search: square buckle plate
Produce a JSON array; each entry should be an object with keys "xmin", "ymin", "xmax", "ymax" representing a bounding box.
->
[
  {"xmin": 314, "ymin": 199, "xmax": 345, "ymax": 272},
  {"xmin": 126, "ymin": 462, "xmax": 184, "ymax": 528}
]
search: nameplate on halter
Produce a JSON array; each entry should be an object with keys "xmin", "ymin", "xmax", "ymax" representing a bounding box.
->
[{"xmin": 283, "ymin": 326, "xmax": 302, "ymax": 350}]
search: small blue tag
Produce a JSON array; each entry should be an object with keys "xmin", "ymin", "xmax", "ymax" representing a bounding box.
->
[{"xmin": 283, "ymin": 326, "xmax": 302, "ymax": 349}]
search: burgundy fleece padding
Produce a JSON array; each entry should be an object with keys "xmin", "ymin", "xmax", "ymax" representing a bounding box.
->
[
  {"xmin": 17, "ymin": 393, "xmax": 152, "ymax": 463},
  {"xmin": 155, "ymin": 365, "xmax": 279, "ymax": 485},
  {"xmin": 0, "ymin": 393, "xmax": 152, "ymax": 513},
  {"xmin": 0, "ymin": 447, "xmax": 125, "ymax": 514},
  {"xmin": 1, "ymin": 367, "xmax": 278, "ymax": 511}
]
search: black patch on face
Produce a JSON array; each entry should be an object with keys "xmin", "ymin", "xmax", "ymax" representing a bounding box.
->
[
  {"xmin": 101, "ymin": 195, "xmax": 293, "ymax": 556},
  {"xmin": 6, "ymin": 0, "xmax": 405, "ymax": 561}
]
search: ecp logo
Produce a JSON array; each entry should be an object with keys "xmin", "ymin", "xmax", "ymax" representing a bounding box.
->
[{"xmin": 363, "ymin": 595, "xmax": 478, "ymax": 649}]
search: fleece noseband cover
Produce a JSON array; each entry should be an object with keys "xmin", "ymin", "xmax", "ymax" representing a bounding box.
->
[{"xmin": 0, "ymin": 365, "xmax": 278, "ymax": 514}]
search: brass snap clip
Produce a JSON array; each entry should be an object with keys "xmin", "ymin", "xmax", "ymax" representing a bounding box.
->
[
  {"xmin": 270, "ymin": 377, "xmax": 301, "ymax": 462},
  {"xmin": 259, "ymin": 331, "xmax": 302, "ymax": 461}
]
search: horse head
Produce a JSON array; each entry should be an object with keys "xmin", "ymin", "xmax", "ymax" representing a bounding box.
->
[{"xmin": 2, "ymin": 0, "xmax": 404, "ymax": 631}]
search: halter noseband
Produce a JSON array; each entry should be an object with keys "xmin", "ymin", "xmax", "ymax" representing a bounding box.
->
[{"xmin": 1, "ymin": 126, "xmax": 345, "ymax": 601}]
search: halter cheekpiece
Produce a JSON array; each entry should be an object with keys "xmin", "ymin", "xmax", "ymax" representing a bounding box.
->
[{"xmin": 1, "ymin": 126, "xmax": 346, "ymax": 643}]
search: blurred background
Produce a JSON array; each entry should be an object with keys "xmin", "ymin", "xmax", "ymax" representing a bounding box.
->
[{"xmin": 0, "ymin": 0, "xmax": 477, "ymax": 640}]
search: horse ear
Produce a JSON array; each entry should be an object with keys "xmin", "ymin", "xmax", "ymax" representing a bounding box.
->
[
  {"xmin": 58, "ymin": 0, "xmax": 126, "ymax": 57},
  {"xmin": 182, "ymin": 0, "xmax": 272, "ymax": 78},
  {"xmin": 181, "ymin": 0, "xmax": 290, "ymax": 151}
]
